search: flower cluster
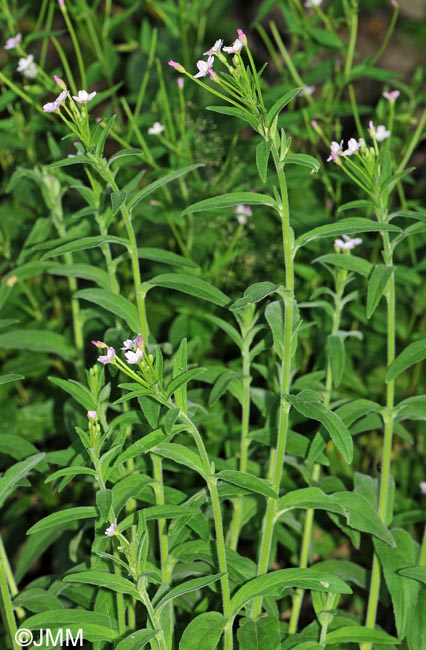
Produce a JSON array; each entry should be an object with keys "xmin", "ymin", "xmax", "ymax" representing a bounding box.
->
[
  {"xmin": 334, "ymin": 235, "xmax": 362, "ymax": 251},
  {"xmin": 327, "ymin": 137, "xmax": 365, "ymax": 163},
  {"xmin": 235, "ymin": 204, "xmax": 252, "ymax": 225},
  {"xmin": 92, "ymin": 334, "xmax": 144, "ymax": 366}
]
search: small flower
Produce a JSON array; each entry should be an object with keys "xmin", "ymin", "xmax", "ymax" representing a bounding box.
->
[
  {"xmin": 383, "ymin": 90, "xmax": 400, "ymax": 102},
  {"xmin": 43, "ymin": 90, "xmax": 68, "ymax": 113},
  {"xmin": 419, "ymin": 482, "xmax": 426, "ymax": 495},
  {"xmin": 369, "ymin": 121, "xmax": 391, "ymax": 142},
  {"xmin": 125, "ymin": 348, "xmax": 144, "ymax": 364},
  {"xmin": 105, "ymin": 520, "xmax": 118, "ymax": 537},
  {"xmin": 194, "ymin": 55, "xmax": 214, "ymax": 78},
  {"xmin": 223, "ymin": 38, "xmax": 244, "ymax": 54},
  {"xmin": 58, "ymin": 0, "xmax": 65, "ymax": 7},
  {"xmin": 17, "ymin": 54, "xmax": 38, "ymax": 79},
  {"xmin": 168, "ymin": 60, "xmax": 185, "ymax": 73},
  {"xmin": 203, "ymin": 39, "xmax": 223, "ymax": 56},
  {"xmin": 326, "ymin": 140, "xmax": 343, "ymax": 163},
  {"xmin": 334, "ymin": 235, "xmax": 363, "ymax": 251},
  {"xmin": 72, "ymin": 89, "xmax": 97, "ymax": 104},
  {"xmin": 98, "ymin": 347, "xmax": 116, "ymax": 364},
  {"xmin": 92, "ymin": 340, "xmax": 107, "ymax": 349},
  {"xmin": 53, "ymin": 74, "xmax": 67, "ymax": 90},
  {"xmin": 301, "ymin": 84, "xmax": 315, "ymax": 96},
  {"xmin": 305, "ymin": 0, "xmax": 323, "ymax": 6},
  {"xmin": 87, "ymin": 410, "xmax": 97, "ymax": 420},
  {"xmin": 4, "ymin": 33, "xmax": 22, "ymax": 50},
  {"xmin": 207, "ymin": 68, "xmax": 218, "ymax": 81},
  {"xmin": 148, "ymin": 121, "xmax": 165, "ymax": 135},
  {"xmin": 237, "ymin": 29, "xmax": 247, "ymax": 46},
  {"xmin": 121, "ymin": 337, "xmax": 137, "ymax": 351},
  {"xmin": 177, "ymin": 77, "xmax": 184, "ymax": 90},
  {"xmin": 342, "ymin": 137, "xmax": 364, "ymax": 156},
  {"xmin": 235, "ymin": 204, "xmax": 253, "ymax": 225}
]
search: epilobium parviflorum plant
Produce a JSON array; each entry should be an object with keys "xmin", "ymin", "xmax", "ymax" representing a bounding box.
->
[{"xmin": 1, "ymin": 1, "xmax": 426, "ymax": 649}]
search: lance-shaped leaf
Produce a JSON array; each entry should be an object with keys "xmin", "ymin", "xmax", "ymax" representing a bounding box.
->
[
  {"xmin": 366, "ymin": 265, "xmax": 394, "ymax": 319},
  {"xmin": 295, "ymin": 218, "xmax": 400, "ymax": 250},
  {"xmin": 181, "ymin": 192, "xmax": 276, "ymax": 216},
  {"xmin": 325, "ymin": 626, "xmax": 399, "ymax": 645},
  {"xmin": 64, "ymin": 571, "xmax": 140, "ymax": 599},
  {"xmin": 230, "ymin": 282, "xmax": 280, "ymax": 311},
  {"xmin": 27, "ymin": 506, "xmax": 98, "ymax": 534},
  {"xmin": 148, "ymin": 274, "xmax": 230, "ymax": 307},
  {"xmin": 217, "ymin": 470, "xmax": 277, "ymax": 499},
  {"xmin": 75, "ymin": 288, "xmax": 139, "ymax": 332},
  {"xmin": 22, "ymin": 610, "xmax": 118, "ymax": 642},
  {"xmin": 179, "ymin": 612, "xmax": 225, "ymax": 650},
  {"xmin": 128, "ymin": 164, "xmax": 203, "ymax": 210},
  {"xmin": 0, "ymin": 453, "xmax": 45, "ymax": 508},
  {"xmin": 386, "ymin": 338, "xmax": 426, "ymax": 382}
]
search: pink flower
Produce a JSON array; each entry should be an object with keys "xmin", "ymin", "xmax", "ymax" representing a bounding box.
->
[
  {"xmin": 125, "ymin": 348, "xmax": 143, "ymax": 364},
  {"xmin": 383, "ymin": 90, "xmax": 400, "ymax": 102},
  {"xmin": 43, "ymin": 90, "xmax": 68, "ymax": 113},
  {"xmin": 58, "ymin": 0, "xmax": 65, "ymax": 7},
  {"xmin": 177, "ymin": 77, "xmax": 184, "ymax": 90},
  {"xmin": 342, "ymin": 137, "xmax": 364, "ymax": 156},
  {"xmin": 53, "ymin": 74, "xmax": 67, "ymax": 90},
  {"xmin": 223, "ymin": 38, "xmax": 244, "ymax": 54},
  {"xmin": 98, "ymin": 347, "xmax": 115, "ymax": 364},
  {"xmin": 4, "ymin": 33, "xmax": 22, "ymax": 50},
  {"xmin": 237, "ymin": 29, "xmax": 247, "ymax": 46},
  {"xmin": 203, "ymin": 39, "xmax": 223, "ymax": 56},
  {"xmin": 235, "ymin": 204, "xmax": 253, "ymax": 225},
  {"xmin": 168, "ymin": 60, "xmax": 185, "ymax": 73},
  {"xmin": 334, "ymin": 235, "xmax": 362, "ymax": 251},
  {"xmin": 105, "ymin": 520, "xmax": 118, "ymax": 537},
  {"xmin": 369, "ymin": 121, "xmax": 391, "ymax": 142},
  {"xmin": 326, "ymin": 140, "xmax": 343, "ymax": 163},
  {"xmin": 194, "ymin": 56, "xmax": 214, "ymax": 78},
  {"xmin": 121, "ymin": 337, "xmax": 137, "ymax": 351},
  {"xmin": 72, "ymin": 89, "xmax": 97, "ymax": 104},
  {"xmin": 87, "ymin": 410, "xmax": 97, "ymax": 420}
]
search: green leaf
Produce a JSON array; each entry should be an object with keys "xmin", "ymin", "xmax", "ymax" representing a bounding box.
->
[
  {"xmin": 256, "ymin": 140, "xmax": 271, "ymax": 183},
  {"xmin": 166, "ymin": 368, "xmax": 207, "ymax": 398},
  {"xmin": 0, "ymin": 453, "xmax": 45, "ymax": 508},
  {"xmin": 327, "ymin": 335, "xmax": 345, "ymax": 387},
  {"xmin": 144, "ymin": 505, "xmax": 200, "ymax": 521},
  {"xmin": 23, "ymin": 609, "xmax": 118, "ymax": 642},
  {"xmin": 337, "ymin": 200, "xmax": 375, "ymax": 213},
  {"xmin": 314, "ymin": 253, "xmax": 372, "ymax": 278},
  {"xmin": 202, "ymin": 314, "xmax": 243, "ymax": 349},
  {"xmin": 48, "ymin": 377, "xmax": 96, "ymax": 411},
  {"xmin": 395, "ymin": 396, "xmax": 426, "ymax": 422},
  {"xmin": 265, "ymin": 87, "xmax": 301, "ymax": 126},
  {"xmin": 47, "ymin": 263, "xmax": 111, "ymax": 289},
  {"xmin": 230, "ymin": 568, "xmax": 352, "ymax": 616},
  {"xmin": 129, "ymin": 164, "xmax": 202, "ymax": 210},
  {"xmin": 366, "ymin": 265, "xmax": 394, "ymax": 319},
  {"xmin": 295, "ymin": 218, "xmax": 400, "ymax": 250},
  {"xmin": 286, "ymin": 391, "xmax": 353, "ymax": 463},
  {"xmin": 138, "ymin": 247, "xmax": 198, "ymax": 269},
  {"xmin": 45, "ymin": 466, "xmax": 97, "ymax": 483},
  {"xmin": 230, "ymin": 282, "xmax": 280, "ymax": 311},
  {"xmin": 206, "ymin": 104, "xmax": 258, "ymax": 130},
  {"xmin": 27, "ymin": 506, "xmax": 98, "ymax": 534},
  {"xmin": 111, "ymin": 190, "xmax": 127, "ymax": 216},
  {"xmin": 217, "ymin": 470, "xmax": 277, "ymax": 499},
  {"xmin": 285, "ymin": 153, "xmax": 320, "ymax": 173},
  {"xmin": 64, "ymin": 570, "xmax": 140, "ymax": 598},
  {"xmin": 407, "ymin": 589, "xmax": 426, "ymax": 650},
  {"xmin": 75, "ymin": 288, "xmax": 139, "ymax": 332},
  {"xmin": 178, "ymin": 612, "xmax": 225, "ymax": 650},
  {"xmin": 237, "ymin": 615, "xmax": 281, "ymax": 650},
  {"xmin": 114, "ymin": 430, "xmax": 165, "ymax": 467},
  {"xmin": 325, "ymin": 626, "xmax": 399, "ymax": 645},
  {"xmin": 308, "ymin": 26, "xmax": 344, "ymax": 49},
  {"xmin": 0, "ymin": 329, "xmax": 74, "ymax": 360},
  {"xmin": 155, "ymin": 574, "xmax": 224, "ymax": 612},
  {"xmin": 116, "ymin": 630, "xmax": 158, "ymax": 650},
  {"xmin": 265, "ymin": 300, "xmax": 285, "ymax": 358},
  {"xmin": 153, "ymin": 443, "xmax": 206, "ymax": 478},
  {"xmin": 0, "ymin": 373, "xmax": 24, "ymax": 385},
  {"xmin": 96, "ymin": 489, "xmax": 113, "ymax": 521},
  {"xmin": 399, "ymin": 566, "xmax": 426, "ymax": 585},
  {"xmin": 40, "ymin": 235, "xmax": 129, "ymax": 260},
  {"xmin": 374, "ymin": 529, "xmax": 419, "ymax": 639},
  {"xmin": 148, "ymin": 274, "xmax": 230, "ymax": 307},
  {"xmin": 181, "ymin": 192, "xmax": 276, "ymax": 216},
  {"xmin": 386, "ymin": 339, "xmax": 426, "ymax": 382}
]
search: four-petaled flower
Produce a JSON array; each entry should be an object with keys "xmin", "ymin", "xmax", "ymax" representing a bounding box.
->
[
  {"xmin": 342, "ymin": 137, "xmax": 364, "ymax": 156},
  {"xmin": 223, "ymin": 38, "xmax": 244, "ymax": 54},
  {"xmin": 369, "ymin": 121, "xmax": 391, "ymax": 142},
  {"xmin": 105, "ymin": 520, "xmax": 118, "ymax": 537},
  {"xmin": 72, "ymin": 89, "xmax": 97, "ymax": 104},
  {"xmin": 327, "ymin": 140, "xmax": 343, "ymax": 163},
  {"xmin": 235, "ymin": 204, "xmax": 253, "ymax": 225},
  {"xmin": 383, "ymin": 90, "xmax": 400, "ymax": 102},
  {"xmin": 17, "ymin": 54, "xmax": 38, "ymax": 79},
  {"xmin": 43, "ymin": 90, "xmax": 68, "ymax": 113},
  {"xmin": 4, "ymin": 33, "xmax": 22, "ymax": 50},
  {"xmin": 148, "ymin": 121, "xmax": 165, "ymax": 135},
  {"xmin": 121, "ymin": 337, "xmax": 137, "ymax": 351},
  {"xmin": 98, "ymin": 347, "xmax": 116, "ymax": 364},
  {"xmin": 194, "ymin": 55, "xmax": 214, "ymax": 78},
  {"xmin": 203, "ymin": 39, "xmax": 223, "ymax": 56},
  {"xmin": 125, "ymin": 348, "xmax": 144, "ymax": 364},
  {"xmin": 334, "ymin": 235, "xmax": 363, "ymax": 251}
]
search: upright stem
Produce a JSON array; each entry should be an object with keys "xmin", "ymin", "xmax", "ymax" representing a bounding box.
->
[
  {"xmin": 251, "ymin": 146, "xmax": 295, "ymax": 618},
  {"xmin": 363, "ymin": 229, "xmax": 395, "ymax": 650},
  {"xmin": 0, "ymin": 536, "xmax": 19, "ymax": 650}
]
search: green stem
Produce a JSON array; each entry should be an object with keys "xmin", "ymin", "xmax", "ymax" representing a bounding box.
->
[
  {"xmin": 344, "ymin": 1, "xmax": 359, "ymax": 81},
  {"xmin": 59, "ymin": 4, "xmax": 87, "ymax": 90},
  {"xmin": 0, "ymin": 536, "xmax": 19, "ymax": 650},
  {"xmin": 251, "ymin": 145, "xmax": 294, "ymax": 618}
]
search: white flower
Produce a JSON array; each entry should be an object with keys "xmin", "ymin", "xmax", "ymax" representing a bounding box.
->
[
  {"xmin": 72, "ymin": 89, "xmax": 97, "ymax": 104},
  {"xmin": 105, "ymin": 520, "xmax": 118, "ymax": 537},
  {"xmin": 203, "ymin": 39, "xmax": 223, "ymax": 56},
  {"xmin": 326, "ymin": 140, "xmax": 343, "ymax": 162},
  {"xmin": 121, "ymin": 337, "xmax": 137, "ymax": 350},
  {"xmin": 148, "ymin": 121, "xmax": 165, "ymax": 135},
  {"xmin": 305, "ymin": 0, "xmax": 323, "ymax": 6},
  {"xmin": 342, "ymin": 137, "xmax": 364, "ymax": 156},
  {"xmin": 383, "ymin": 90, "xmax": 400, "ymax": 102},
  {"xmin": 125, "ymin": 348, "xmax": 143, "ymax": 364},
  {"xmin": 87, "ymin": 410, "xmax": 97, "ymax": 420},
  {"xmin": 419, "ymin": 482, "xmax": 426, "ymax": 495},
  {"xmin": 369, "ymin": 121, "xmax": 391, "ymax": 142},
  {"xmin": 4, "ymin": 33, "xmax": 22, "ymax": 50},
  {"xmin": 194, "ymin": 55, "xmax": 214, "ymax": 78},
  {"xmin": 223, "ymin": 38, "xmax": 244, "ymax": 54},
  {"xmin": 334, "ymin": 235, "xmax": 363, "ymax": 251},
  {"xmin": 301, "ymin": 84, "xmax": 315, "ymax": 96},
  {"xmin": 235, "ymin": 204, "xmax": 253, "ymax": 225},
  {"xmin": 43, "ymin": 90, "xmax": 68, "ymax": 113},
  {"xmin": 17, "ymin": 54, "xmax": 38, "ymax": 79},
  {"xmin": 98, "ymin": 347, "xmax": 116, "ymax": 364}
]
